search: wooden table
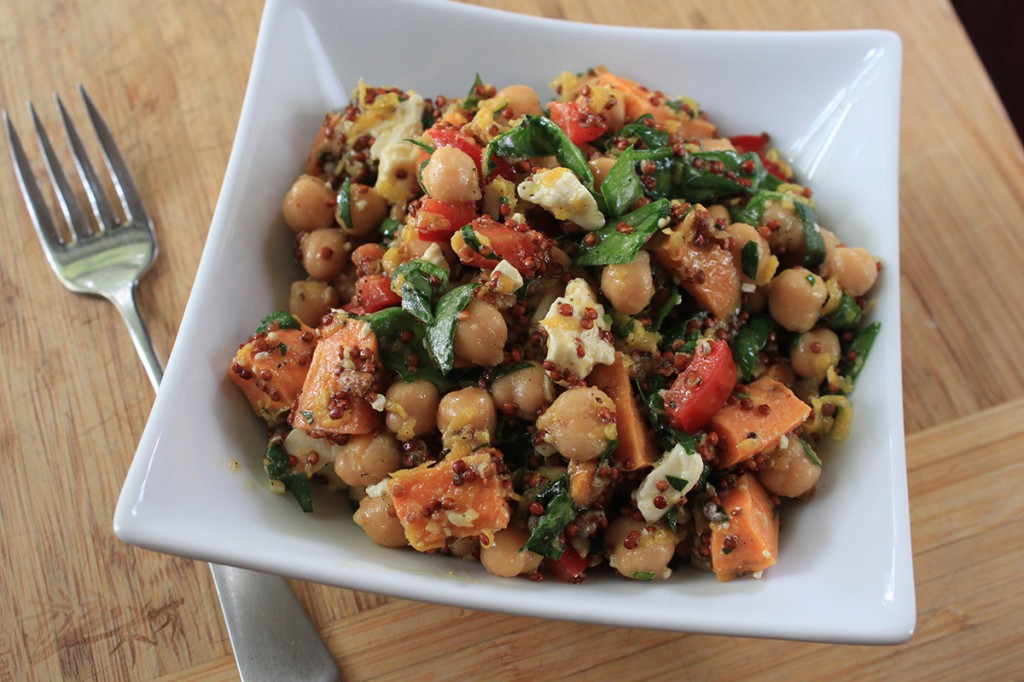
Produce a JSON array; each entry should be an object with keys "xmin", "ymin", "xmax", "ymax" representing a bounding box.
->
[{"xmin": 2, "ymin": 1, "xmax": 1022, "ymax": 679}]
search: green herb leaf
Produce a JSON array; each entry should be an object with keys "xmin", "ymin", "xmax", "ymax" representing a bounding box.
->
[
  {"xmin": 648, "ymin": 285, "xmax": 683, "ymax": 332},
  {"xmin": 838, "ymin": 321, "xmax": 881, "ymax": 383},
  {"xmin": 425, "ymin": 283, "xmax": 481, "ymax": 375},
  {"xmin": 521, "ymin": 475, "xmax": 577, "ymax": 560},
  {"xmin": 600, "ymin": 146, "xmax": 673, "ymax": 218},
  {"xmin": 463, "ymin": 73, "xmax": 485, "ymax": 110},
  {"xmin": 729, "ymin": 191, "xmax": 823, "ymax": 269},
  {"xmin": 360, "ymin": 307, "xmax": 448, "ymax": 388},
  {"xmin": 336, "ymin": 177, "xmax": 352, "ymax": 230},
  {"xmin": 573, "ymin": 198, "xmax": 670, "ymax": 266},
  {"xmin": 824, "ymin": 292, "xmax": 864, "ymax": 330},
  {"xmin": 264, "ymin": 441, "xmax": 314, "ymax": 513},
  {"xmin": 732, "ymin": 315, "xmax": 775, "ymax": 382},
  {"xmin": 460, "ymin": 224, "xmax": 500, "ymax": 261},
  {"xmin": 379, "ymin": 216, "xmax": 402, "ymax": 241},
  {"xmin": 256, "ymin": 311, "xmax": 301, "ymax": 334},
  {"xmin": 677, "ymin": 150, "xmax": 768, "ymax": 204},
  {"xmin": 613, "ymin": 116, "xmax": 670, "ymax": 149},
  {"xmin": 632, "ymin": 571, "xmax": 656, "ymax": 581},
  {"xmin": 799, "ymin": 437, "xmax": 822, "ymax": 467},
  {"xmin": 666, "ymin": 475, "xmax": 689, "ymax": 492},
  {"xmin": 405, "ymin": 138, "xmax": 435, "ymax": 155},
  {"xmin": 740, "ymin": 240, "xmax": 760, "ymax": 280},
  {"xmin": 298, "ymin": 410, "xmax": 314, "ymax": 424},
  {"xmin": 635, "ymin": 374, "xmax": 698, "ymax": 453},
  {"xmin": 483, "ymin": 115, "xmax": 593, "ymax": 187},
  {"xmin": 487, "ymin": 360, "xmax": 535, "ymax": 387},
  {"xmin": 277, "ymin": 343, "xmax": 288, "ymax": 356},
  {"xmin": 394, "ymin": 259, "xmax": 450, "ymax": 324}
]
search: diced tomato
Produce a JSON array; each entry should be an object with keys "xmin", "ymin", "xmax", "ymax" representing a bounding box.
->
[
  {"xmin": 664, "ymin": 339, "xmax": 738, "ymax": 434},
  {"xmin": 728, "ymin": 133, "xmax": 769, "ymax": 154},
  {"xmin": 344, "ymin": 274, "xmax": 400, "ymax": 314},
  {"xmin": 544, "ymin": 543, "xmax": 589, "ymax": 584},
  {"xmin": 455, "ymin": 217, "xmax": 552, "ymax": 276},
  {"xmin": 427, "ymin": 127, "xmax": 485, "ymax": 176},
  {"xmin": 417, "ymin": 197, "xmax": 478, "ymax": 241},
  {"xmin": 548, "ymin": 101, "xmax": 608, "ymax": 146}
]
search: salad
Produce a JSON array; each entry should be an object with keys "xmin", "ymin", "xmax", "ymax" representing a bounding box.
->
[{"xmin": 228, "ymin": 67, "xmax": 881, "ymax": 583}]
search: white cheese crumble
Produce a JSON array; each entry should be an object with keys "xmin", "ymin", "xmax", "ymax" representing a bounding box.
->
[
  {"xmin": 284, "ymin": 429, "xmax": 340, "ymax": 475},
  {"xmin": 420, "ymin": 242, "xmax": 448, "ymax": 269},
  {"xmin": 517, "ymin": 167, "xmax": 605, "ymax": 231},
  {"xmin": 369, "ymin": 393, "xmax": 386, "ymax": 411},
  {"xmin": 364, "ymin": 479, "xmax": 389, "ymax": 499},
  {"xmin": 634, "ymin": 443, "xmax": 705, "ymax": 523},
  {"xmin": 367, "ymin": 93, "xmax": 425, "ymax": 161},
  {"xmin": 539, "ymin": 278, "xmax": 615, "ymax": 384},
  {"xmin": 488, "ymin": 259, "xmax": 525, "ymax": 294}
]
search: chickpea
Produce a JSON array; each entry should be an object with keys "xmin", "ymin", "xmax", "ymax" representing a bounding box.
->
[
  {"xmin": 341, "ymin": 183, "xmax": 389, "ymax": 237},
  {"xmin": 283, "ymin": 174, "xmax": 336, "ymax": 232},
  {"xmin": 351, "ymin": 242, "xmax": 387, "ymax": 277},
  {"xmin": 535, "ymin": 387, "xmax": 617, "ymax": 461},
  {"xmin": 600, "ymin": 250, "xmax": 655, "ymax": 315},
  {"xmin": 480, "ymin": 526, "xmax": 543, "ymax": 578},
  {"xmin": 446, "ymin": 536, "xmax": 479, "ymax": 559},
  {"xmin": 385, "ymin": 379, "xmax": 440, "ymax": 439},
  {"xmin": 437, "ymin": 387, "xmax": 497, "ymax": 441},
  {"xmin": 289, "ymin": 279, "xmax": 341, "ymax": 327},
  {"xmin": 827, "ymin": 246, "xmax": 879, "ymax": 297},
  {"xmin": 497, "ymin": 84, "xmax": 542, "ymax": 117},
  {"xmin": 490, "ymin": 362, "xmax": 555, "ymax": 420},
  {"xmin": 762, "ymin": 201, "xmax": 806, "ymax": 258},
  {"xmin": 707, "ymin": 204, "xmax": 731, "ymax": 224},
  {"xmin": 604, "ymin": 517, "xmax": 678, "ymax": 580},
  {"xmin": 453, "ymin": 300, "xmax": 507, "ymax": 367},
  {"xmin": 588, "ymin": 156, "xmax": 617, "ymax": 189},
  {"xmin": 726, "ymin": 222, "xmax": 772, "ymax": 284},
  {"xmin": 790, "ymin": 327, "xmax": 841, "ymax": 385},
  {"xmin": 599, "ymin": 89, "xmax": 627, "ymax": 132},
  {"xmin": 758, "ymin": 435, "xmax": 822, "ymax": 498},
  {"xmin": 768, "ymin": 267, "xmax": 828, "ymax": 333},
  {"xmin": 421, "ymin": 146, "xmax": 482, "ymax": 203},
  {"xmin": 353, "ymin": 496, "xmax": 407, "ymax": 548},
  {"xmin": 299, "ymin": 228, "xmax": 349, "ymax": 281},
  {"xmin": 334, "ymin": 432, "xmax": 402, "ymax": 487}
]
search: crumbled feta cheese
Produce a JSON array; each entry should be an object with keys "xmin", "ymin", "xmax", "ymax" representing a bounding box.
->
[
  {"xmin": 367, "ymin": 93, "xmax": 425, "ymax": 161},
  {"xmin": 364, "ymin": 479, "xmax": 389, "ymax": 499},
  {"xmin": 420, "ymin": 242, "xmax": 448, "ymax": 269},
  {"xmin": 284, "ymin": 429, "xmax": 339, "ymax": 475},
  {"xmin": 488, "ymin": 259, "xmax": 524, "ymax": 294},
  {"xmin": 539, "ymin": 278, "xmax": 615, "ymax": 384},
  {"xmin": 517, "ymin": 167, "xmax": 605, "ymax": 230},
  {"xmin": 374, "ymin": 141, "xmax": 421, "ymax": 203},
  {"xmin": 634, "ymin": 443, "xmax": 705, "ymax": 523},
  {"xmin": 740, "ymin": 282, "xmax": 757, "ymax": 293},
  {"xmin": 369, "ymin": 393, "xmax": 386, "ymax": 411}
]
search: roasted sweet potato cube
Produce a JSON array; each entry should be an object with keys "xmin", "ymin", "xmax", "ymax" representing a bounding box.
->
[
  {"xmin": 710, "ymin": 376, "xmax": 811, "ymax": 469},
  {"xmin": 587, "ymin": 352, "xmax": 660, "ymax": 471},
  {"xmin": 228, "ymin": 322, "xmax": 317, "ymax": 424},
  {"xmin": 387, "ymin": 450, "xmax": 511, "ymax": 552},
  {"xmin": 710, "ymin": 473, "xmax": 780, "ymax": 581},
  {"xmin": 290, "ymin": 314, "xmax": 382, "ymax": 436}
]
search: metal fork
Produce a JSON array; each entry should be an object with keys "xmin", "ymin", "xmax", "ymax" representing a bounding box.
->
[{"xmin": 4, "ymin": 87, "xmax": 339, "ymax": 682}]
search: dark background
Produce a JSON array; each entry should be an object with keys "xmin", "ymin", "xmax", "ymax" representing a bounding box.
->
[{"xmin": 953, "ymin": 0, "xmax": 1024, "ymax": 140}]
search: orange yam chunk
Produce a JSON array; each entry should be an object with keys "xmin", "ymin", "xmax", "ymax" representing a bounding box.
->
[
  {"xmin": 387, "ymin": 451, "xmax": 511, "ymax": 551},
  {"xmin": 228, "ymin": 323, "xmax": 317, "ymax": 425},
  {"xmin": 710, "ymin": 473, "xmax": 780, "ymax": 581},
  {"xmin": 649, "ymin": 209, "xmax": 741, "ymax": 321},
  {"xmin": 594, "ymin": 72, "xmax": 673, "ymax": 125},
  {"xmin": 587, "ymin": 353, "xmax": 660, "ymax": 471},
  {"xmin": 710, "ymin": 376, "xmax": 811, "ymax": 469},
  {"xmin": 290, "ymin": 314, "xmax": 382, "ymax": 436}
]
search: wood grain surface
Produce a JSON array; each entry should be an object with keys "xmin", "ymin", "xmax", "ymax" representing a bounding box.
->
[{"xmin": 1, "ymin": 0, "xmax": 1022, "ymax": 679}]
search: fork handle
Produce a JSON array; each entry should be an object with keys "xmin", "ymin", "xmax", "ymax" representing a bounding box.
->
[
  {"xmin": 109, "ymin": 284, "xmax": 163, "ymax": 390},
  {"xmin": 110, "ymin": 283, "xmax": 340, "ymax": 681}
]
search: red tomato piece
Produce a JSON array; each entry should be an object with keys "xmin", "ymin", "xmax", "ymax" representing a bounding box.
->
[
  {"xmin": 427, "ymin": 127, "xmax": 485, "ymax": 176},
  {"xmin": 417, "ymin": 197, "xmax": 478, "ymax": 241},
  {"xmin": 544, "ymin": 543, "xmax": 589, "ymax": 584},
  {"xmin": 346, "ymin": 274, "xmax": 400, "ymax": 314},
  {"xmin": 664, "ymin": 340, "xmax": 738, "ymax": 434},
  {"xmin": 728, "ymin": 133, "xmax": 769, "ymax": 154},
  {"xmin": 457, "ymin": 217, "xmax": 552, "ymax": 276},
  {"xmin": 548, "ymin": 101, "xmax": 608, "ymax": 145}
]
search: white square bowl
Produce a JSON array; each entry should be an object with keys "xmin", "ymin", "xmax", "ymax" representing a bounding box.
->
[{"xmin": 115, "ymin": 0, "xmax": 913, "ymax": 644}]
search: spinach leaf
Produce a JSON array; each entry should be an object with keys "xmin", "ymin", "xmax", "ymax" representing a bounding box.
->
[
  {"xmin": 740, "ymin": 240, "xmax": 760, "ymax": 280},
  {"xmin": 425, "ymin": 283, "xmax": 481, "ymax": 375},
  {"xmin": 460, "ymin": 224, "xmax": 499, "ymax": 261},
  {"xmin": 648, "ymin": 285, "xmax": 683, "ymax": 332},
  {"xmin": 824, "ymin": 292, "xmax": 864, "ymax": 330},
  {"xmin": 676, "ymin": 150, "xmax": 768, "ymax": 204},
  {"xmin": 264, "ymin": 441, "xmax": 313, "ymax": 513},
  {"xmin": 379, "ymin": 216, "xmax": 401, "ymax": 240},
  {"xmin": 573, "ymin": 198, "xmax": 670, "ymax": 266},
  {"xmin": 733, "ymin": 315, "xmax": 775, "ymax": 382},
  {"xmin": 463, "ymin": 73, "xmax": 485, "ymax": 110},
  {"xmin": 729, "ymin": 190, "xmax": 824, "ymax": 269},
  {"xmin": 613, "ymin": 116, "xmax": 670, "ymax": 149},
  {"xmin": 487, "ymin": 360, "xmax": 535, "ymax": 387},
  {"xmin": 521, "ymin": 475, "xmax": 577, "ymax": 560},
  {"xmin": 483, "ymin": 115, "xmax": 593, "ymax": 187},
  {"xmin": 256, "ymin": 311, "xmax": 301, "ymax": 334},
  {"xmin": 394, "ymin": 259, "xmax": 449, "ymax": 324},
  {"xmin": 600, "ymin": 146, "xmax": 673, "ymax": 219},
  {"xmin": 336, "ymin": 177, "xmax": 352, "ymax": 231},
  {"xmin": 360, "ymin": 307, "xmax": 447, "ymax": 388},
  {"xmin": 635, "ymin": 374, "xmax": 697, "ymax": 453},
  {"xmin": 838, "ymin": 321, "xmax": 881, "ymax": 382}
]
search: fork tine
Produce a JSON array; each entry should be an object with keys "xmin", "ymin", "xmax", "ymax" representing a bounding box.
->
[
  {"xmin": 79, "ymin": 85, "xmax": 150, "ymax": 226},
  {"xmin": 56, "ymin": 93, "xmax": 118, "ymax": 233},
  {"xmin": 4, "ymin": 110, "xmax": 66, "ymax": 251},
  {"xmin": 29, "ymin": 101, "xmax": 94, "ymax": 243}
]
